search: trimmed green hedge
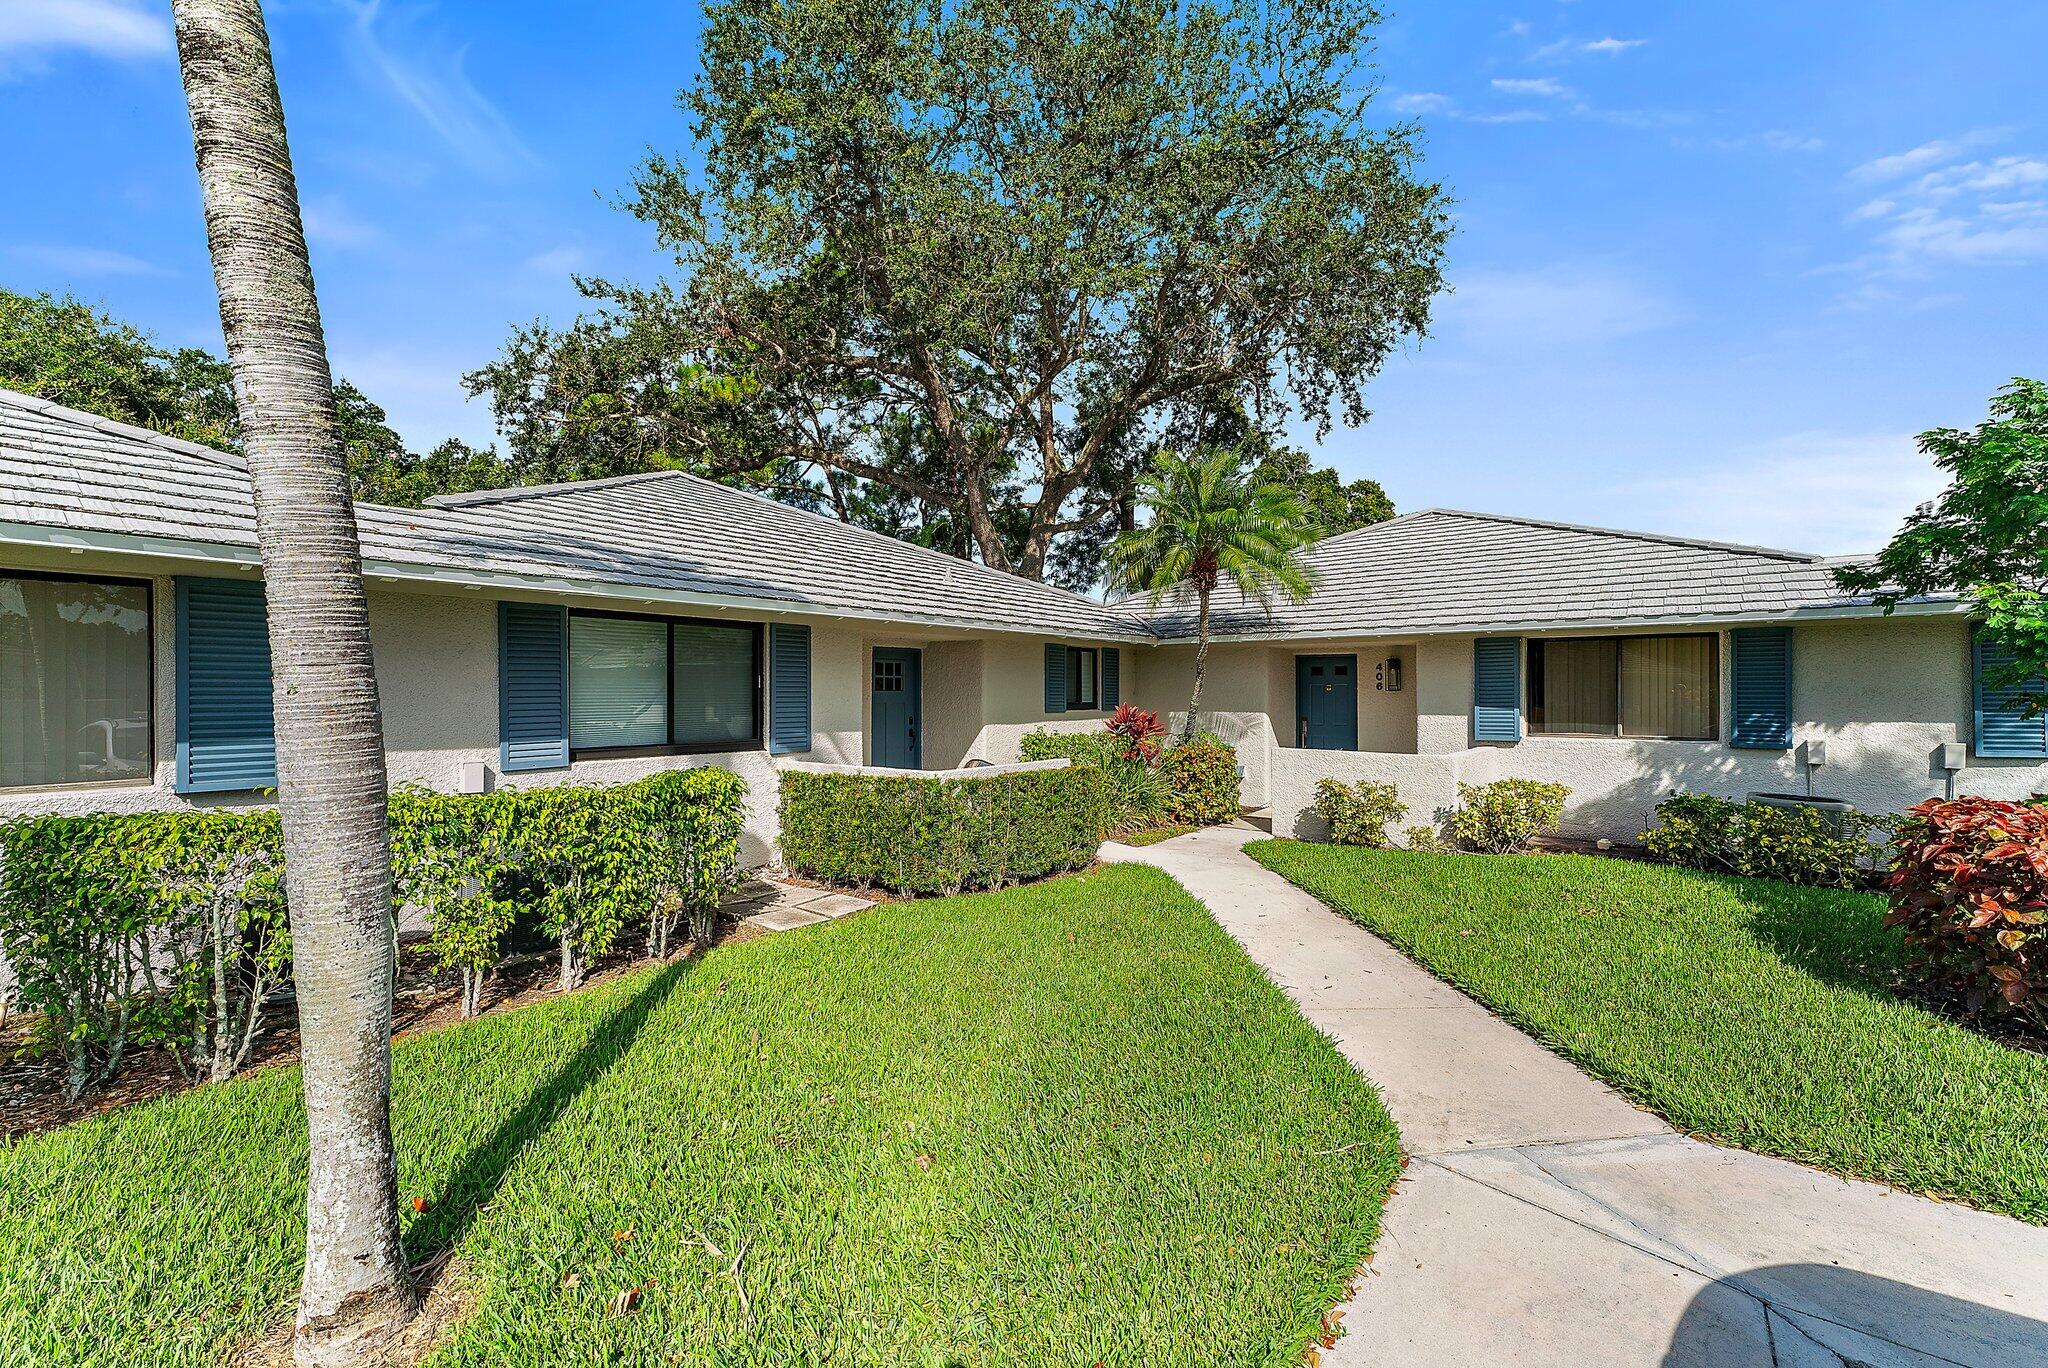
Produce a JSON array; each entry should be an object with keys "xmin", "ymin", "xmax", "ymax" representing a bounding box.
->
[
  {"xmin": 779, "ymin": 765, "xmax": 1108, "ymax": 895},
  {"xmin": 0, "ymin": 768, "xmax": 749, "ymax": 1095}
]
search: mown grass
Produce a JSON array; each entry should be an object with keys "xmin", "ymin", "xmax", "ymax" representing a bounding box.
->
[
  {"xmin": 0, "ymin": 863, "xmax": 1398, "ymax": 1367},
  {"xmin": 1248, "ymin": 840, "xmax": 2048, "ymax": 1224}
]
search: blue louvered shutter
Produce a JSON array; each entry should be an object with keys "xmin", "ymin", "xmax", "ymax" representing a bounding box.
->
[
  {"xmin": 1044, "ymin": 643, "xmax": 1067, "ymax": 713},
  {"xmin": 175, "ymin": 577, "xmax": 277, "ymax": 793},
  {"xmin": 1472, "ymin": 637, "xmax": 1522, "ymax": 742},
  {"xmin": 499, "ymin": 602, "xmax": 569, "ymax": 772},
  {"xmin": 1974, "ymin": 630, "xmax": 2048, "ymax": 758},
  {"xmin": 1730, "ymin": 627, "xmax": 1793, "ymax": 749},
  {"xmin": 769, "ymin": 623, "xmax": 812, "ymax": 755},
  {"xmin": 1101, "ymin": 648, "xmax": 1121, "ymax": 710}
]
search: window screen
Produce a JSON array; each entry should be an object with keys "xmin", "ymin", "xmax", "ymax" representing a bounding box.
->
[
  {"xmin": 1066, "ymin": 647, "xmax": 1098, "ymax": 708},
  {"xmin": 0, "ymin": 575, "xmax": 152, "ymax": 788}
]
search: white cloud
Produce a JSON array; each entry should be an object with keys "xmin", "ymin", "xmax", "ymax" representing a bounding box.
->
[
  {"xmin": 522, "ymin": 245, "xmax": 587, "ymax": 275},
  {"xmin": 1493, "ymin": 76, "xmax": 1574, "ymax": 99},
  {"xmin": 8, "ymin": 243, "xmax": 168, "ymax": 276},
  {"xmin": 1707, "ymin": 129, "xmax": 1826, "ymax": 155},
  {"xmin": 1532, "ymin": 34, "xmax": 1648, "ymax": 61},
  {"xmin": 0, "ymin": 0, "xmax": 168, "ymax": 76},
  {"xmin": 1439, "ymin": 262, "xmax": 1681, "ymax": 350},
  {"xmin": 301, "ymin": 199, "xmax": 385, "ymax": 250},
  {"xmin": 1841, "ymin": 136, "xmax": 2048, "ymax": 285},
  {"xmin": 1849, "ymin": 129, "xmax": 2006, "ymax": 184},
  {"xmin": 1621, "ymin": 431, "xmax": 1946, "ymax": 555},
  {"xmin": 336, "ymin": 0, "xmax": 537, "ymax": 178},
  {"xmin": 1386, "ymin": 91, "xmax": 1455, "ymax": 115}
]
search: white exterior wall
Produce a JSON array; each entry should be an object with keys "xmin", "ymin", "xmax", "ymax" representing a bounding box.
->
[
  {"xmin": 961, "ymin": 634, "xmax": 1134, "ymax": 764},
  {"xmin": 1139, "ymin": 615, "xmax": 2048, "ymax": 843}
]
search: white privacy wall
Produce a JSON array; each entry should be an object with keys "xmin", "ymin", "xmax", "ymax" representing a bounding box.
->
[{"xmin": 1144, "ymin": 615, "xmax": 2048, "ymax": 843}]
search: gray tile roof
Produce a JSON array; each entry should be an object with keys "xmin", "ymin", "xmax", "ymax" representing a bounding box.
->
[
  {"xmin": 0, "ymin": 388, "xmax": 1152, "ymax": 640},
  {"xmin": 0, "ymin": 388, "xmax": 1946, "ymax": 645},
  {"xmin": 1140, "ymin": 508, "xmax": 1923, "ymax": 639}
]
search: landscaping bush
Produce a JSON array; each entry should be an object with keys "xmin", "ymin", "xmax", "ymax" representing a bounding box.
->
[
  {"xmin": 1736, "ymin": 802, "xmax": 1887, "ymax": 889},
  {"xmin": 1887, "ymin": 797, "xmax": 2048, "ymax": 1030},
  {"xmin": 619, "ymin": 767, "xmax": 749, "ymax": 956},
  {"xmin": 1019, "ymin": 728, "xmax": 1167, "ymax": 835},
  {"xmin": 1160, "ymin": 733, "xmax": 1240, "ymax": 826},
  {"xmin": 1311, "ymin": 778, "xmax": 1408, "ymax": 847},
  {"xmin": 1443, "ymin": 779, "xmax": 1569, "ymax": 854},
  {"xmin": 390, "ymin": 787, "xmax": 519, "ymax": 1018},
  {"xmin": 1642, "ymin": 793, "xmax": 1885, "ymax": 889},
  {"xmin": 1641, "ymin": 793, "xmax": 1744, "ymax": 873},
  {"xmin": 1104, "ymin": 702, "xmax": 1166, "ymax": 762},
  {"xmin": 0, "ymin": 811, "xmax": 287, "ymax": 1099},
  {"xmin": 779, "ymin": 765, "xmax": 1107, "ymax": 895}
]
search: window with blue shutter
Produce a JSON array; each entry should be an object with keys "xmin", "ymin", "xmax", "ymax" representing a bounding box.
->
[
  {"xmin": 1102, "ymin": 647, "xmax": 1121, "ymax": 710},
  {"xmin": 769, "ymin": 623, "xmax": 812, "ymax": 755},
  {"xmin": 499, "ymin": 602, "xmax": 569, "ymax": 772},
  {"xmin": 1044, "ymin": 643, "xmax": 1067, "ymax": 713},
  {"xmin": 1472, "ymin": 637, "xmax": 1522, "ymax": 742},
  {"xmin": 175, "ymin": 577, "xmax": 277, "ymax": 793},
  {"xmin": 1730, "ymin": 627, "xmax": 1793, "ymax": 749},
  {"xmin": 1973, "ymin": 630, "xmax": 2048, "ymax": 758}
]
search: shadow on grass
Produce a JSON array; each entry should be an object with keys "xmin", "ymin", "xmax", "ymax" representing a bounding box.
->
[
  {"xmin": 1642, "ymin": 863, "xmax": 1909, "ymax": 1006},
  {"xmin": 405, "ymin": 959, "xmax": 692, "ymax": 1260}
]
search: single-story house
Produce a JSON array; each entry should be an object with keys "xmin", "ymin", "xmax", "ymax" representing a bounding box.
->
[{"xmin": 3, "ymin": 385, "xmax": 2043, "ymax": 864}]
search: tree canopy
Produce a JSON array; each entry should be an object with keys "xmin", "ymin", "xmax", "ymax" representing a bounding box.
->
[
  {"xmin": 0, "ymin": 287, "xmax": 508, "ymax": 508},
  {"xmin": 470, "ymin": 0, "xmax": 1444, "ymax": 583},
  {"xmin": 1837, "ymin": 377, "xmax": 2048, "ymax": 697}
]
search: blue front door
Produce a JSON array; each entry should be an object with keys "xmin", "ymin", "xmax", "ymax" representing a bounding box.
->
[
  {"xmin": 871, "ymin": 647, "xmax": 922, "ymax": 768},
  {"xmin": 1296, "ymin": 654, "xmax": 1358, "ymax": 750}
]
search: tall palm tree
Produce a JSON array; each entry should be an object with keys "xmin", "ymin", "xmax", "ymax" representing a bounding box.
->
[
  {"xmin": 1108, "ymin": 447, "xmax": 1317, "ymax": 744},
  {"xmin": 170, "ymin": 3, "xmax": 415, "ymax": 1362}
]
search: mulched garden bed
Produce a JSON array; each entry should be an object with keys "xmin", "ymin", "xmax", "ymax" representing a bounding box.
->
[{"xmin": 0, "ymin": 920, "xmax": 760, "ymax": 1143}]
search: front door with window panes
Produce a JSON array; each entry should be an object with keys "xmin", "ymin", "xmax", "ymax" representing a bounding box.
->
[
  {"xmin": 871, "ymin": 647, "xmax": 921, "ymax": 769},
  {"xmin": 1296, "ymin": 654, "xmax": 1358, "ymax": 750}
]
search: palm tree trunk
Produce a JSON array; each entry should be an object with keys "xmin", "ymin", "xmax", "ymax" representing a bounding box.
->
[
  {"xmin": 1183, "ymin": 588, "xmax": 1211, "ymax": 744},
  {"xmin": 170, "ymin": 3, "xmax": 416, "ymax": 1362}
]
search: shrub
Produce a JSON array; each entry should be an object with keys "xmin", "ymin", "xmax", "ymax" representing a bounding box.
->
[
  {"xmin": 1020, "ymin": 728, "xmax": 1166, "ymax": 835},
  {"xmin": 1642, "ymin": 793, "xmax": 1885, "ymax": 889},
  {"xmin": 1402, "ymin": 826, "xmax": 1442, "ymax": 852},
  {"xmin": 1734, "ymin": 802, "xmax": 1885, "ymax": 889},
  {"xmin": 779, "ymin": 765, "xmax": 1107, "ymax": 895},
  {"xmin": 390, "ymin": 786, "xmax": 519, "ymax": 1018},
  {"xmin": 1160, "ymin": 733, "xmax": 1240, "ymax": 826},
  {"xmin": 1105, "ymin": 703, "xmax": 1166, "ymax": 762},
  {"xmin": 1443, "ymin": 779, "xmax": 1569, "ymax": 854},
  {"xmin": 1311, "ymin": 779, "xmax": 1408, "ymax": 847},
  {"xmin": 0, "ymin": 811, "xmax": 287, "ymax": 1098},
  {"xmin": 1887, "ymin": 797, "xmax": 2047, "ymax": 1029},
  {"xmin": 621, "ymin": 768, "xmax": 749, "ymax": 956},
  {"xmin": 1641, "ymin": 793, "xmax": 1743, "ymax": 873}
]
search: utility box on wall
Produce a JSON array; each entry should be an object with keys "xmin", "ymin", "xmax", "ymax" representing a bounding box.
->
[{"xmin": 458, "ymin": 760, "xmax": 491, "ymax": 795}]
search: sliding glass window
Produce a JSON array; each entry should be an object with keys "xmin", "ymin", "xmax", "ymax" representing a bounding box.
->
[
  {"xmin": 1529, "ymin": 634, "xmax": 1718, "ymax": 740},
  {"xmin": 568, "ymin": 611, "xmax": 760, "ymax": 754},
  {"xmin": 0, "ymin": 573, "xmax": 153, "ymax": 788}
]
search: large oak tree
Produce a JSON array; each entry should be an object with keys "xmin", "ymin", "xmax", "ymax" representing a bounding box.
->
[{"xmin": 473, "ymin": 0, "xmax": 1448, "ymax": 581}]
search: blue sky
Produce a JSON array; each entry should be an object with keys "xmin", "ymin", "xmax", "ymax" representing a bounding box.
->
[{"xmin": 3, "ymin": 0, "xmax": 2043, "ymax": 555}]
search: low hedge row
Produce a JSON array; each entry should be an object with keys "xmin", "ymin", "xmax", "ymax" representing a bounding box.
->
[
  {"xmin": 1641, "ymin": 793, "xmax": 1888, "ymax": 889},
  {"xmin": 1017, "ymin": 723, "xmax": 1240, "ymax": 833},
  {"xmin": 779, "ymin": 765, "xmax": 1108, "ymax": 896},
  {"xmin": 0, "ymin": 768, "xmax": 747, "ymax": 1098}
]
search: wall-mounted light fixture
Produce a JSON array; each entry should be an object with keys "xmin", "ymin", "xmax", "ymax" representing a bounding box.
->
[{"xmin": 1384, "ymin": 656, "xmax": 1403, "ymax": 692}]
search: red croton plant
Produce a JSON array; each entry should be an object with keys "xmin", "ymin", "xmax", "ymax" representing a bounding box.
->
[
  {"xmin": 1105, "ymin": 703, "xmax": 1166, "ymax": 763},
  {"xmin": 1886, "ymin": 797, "xmax": 2048, "ymax": 1029}
]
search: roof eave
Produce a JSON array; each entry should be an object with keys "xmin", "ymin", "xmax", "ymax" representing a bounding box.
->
[{"xmin": 1157, "ymin": 597, "xmax": 1972, "ymax": 644}]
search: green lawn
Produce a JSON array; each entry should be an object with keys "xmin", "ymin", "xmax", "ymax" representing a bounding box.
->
[
  {"xmin": 1248, "ymin": 840, "xmax": 2048, "ymax": 1225},
  {"xmin": 0, "ymin": 863, "xmax": 1398, "ymax": 1367}
]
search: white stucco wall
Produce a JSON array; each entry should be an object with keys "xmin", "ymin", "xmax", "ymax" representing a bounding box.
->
[
  {"xmin": 962, "ymin": 634, "xmax": 1133, "ymax": 763},
  {"xmin": 1142, "ymin": 615, "xmax": 2048, "ymax": 843}
]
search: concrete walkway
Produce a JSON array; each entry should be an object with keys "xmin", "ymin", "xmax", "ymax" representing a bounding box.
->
[{"xmin": 1101, "ymin": 826, "xmax": 2048, "ymax": 1368}]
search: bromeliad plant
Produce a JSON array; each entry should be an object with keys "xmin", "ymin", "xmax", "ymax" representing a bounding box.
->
[{"xmin": 1887, "ymin": 796, "xmax": 2048, "ymax": 1030}]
